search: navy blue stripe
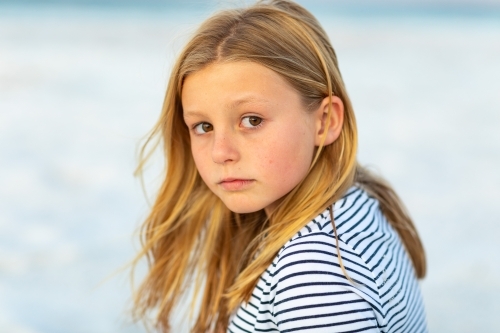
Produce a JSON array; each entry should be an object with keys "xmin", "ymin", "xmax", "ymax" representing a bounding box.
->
[
  {"xmin": 275, "ymin": 299, "xmax": 366, "ymax": 317},
  {"xmin": 232, "ymin": 321, "xmax": 251, "ymax": 333},
  {"xmin": 275, "ymin": 248, "xmax": 368, "ymax": 273},
  {"xmin": 341, "ymin": 200, "xmax": 377, "ymax": 234},
  {"xmin": 282, "ymin": 237, "xmax": 360, "ymax": 257},
  {"xmin": 281, "ymin": 317, "xmax": 377, "ymax": 333},
  {"xmin": 275, "ymin": 281, "xmax": 351, "ymax": 295},
  {"xmin": 277, "ymin": 307, "xmax": 374, "ymax": 325},
  {"xmin": 235, "ymin": 313, "xmax": 254, "ymax": 327},
  {"xmin": 344, "ymin": 212, "xmax": 377, "ymax": 244},
  {"xmin": 276, "ymin": 262, "xmax": 376, "ymax": 290},
  {"xmin": 273, "ymin": 290, "xmax": 352, "ymax": 307},
  {"xmin": 335, "ymin": 198, "xmax": 373, "ymax": 231}
]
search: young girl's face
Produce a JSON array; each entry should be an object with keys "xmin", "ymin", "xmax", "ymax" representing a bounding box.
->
[{"xmin": 182, "ymin": 61, "xmax": 323, "ymax": 215}]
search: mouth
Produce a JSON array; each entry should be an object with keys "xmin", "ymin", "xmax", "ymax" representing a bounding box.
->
[{"xmin": 218, "ymin": 178, "xmax": 255, "ymax": 191}]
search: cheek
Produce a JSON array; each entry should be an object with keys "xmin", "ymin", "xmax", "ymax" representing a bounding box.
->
[
  {"xmin": 191, "ymin": 142, "xmax": 211, "ymax": 182},
  {"xmin": 257, "ymin": 126, "xmax": 314, "ymax": 186}
]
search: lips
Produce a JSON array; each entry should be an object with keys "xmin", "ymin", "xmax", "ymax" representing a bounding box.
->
[{"xmin": 218, "ymin": 178, "xmax": 255, "ymax": 191}]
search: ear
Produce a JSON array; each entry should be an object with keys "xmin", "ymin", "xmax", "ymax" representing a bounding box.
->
[{"xmin": 314, "ymin": 95, "xmax": 344, "ymax": 146}]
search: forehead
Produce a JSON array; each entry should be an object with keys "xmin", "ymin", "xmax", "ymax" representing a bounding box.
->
[{"xmin": 181, "ymin": 61, "xmax": 303, "ymax": 116}]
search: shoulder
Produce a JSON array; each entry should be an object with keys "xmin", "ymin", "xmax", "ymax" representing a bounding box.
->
[
  {"xmin": 283, "ymin": 186, "xmax": 381, "ymax": 245},
  {"xmin": 270, "ymin": 186, "xmax": 383, "ymax": 299},
  {"xmin": 272, "ymin": 186, "xmax": 407, "ymax": 293},
  {"xmin": 264, "ymin": 187, "xmax": 384, "ymax": 332},
  {"xmin": 278, "ymin": 186, "xmax": 387, "ymax": 268}
]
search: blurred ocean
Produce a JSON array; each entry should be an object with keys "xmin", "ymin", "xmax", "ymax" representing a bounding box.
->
[{"xmin": 1, "ymin": 1, "xmax": 499, "ymax": 332}]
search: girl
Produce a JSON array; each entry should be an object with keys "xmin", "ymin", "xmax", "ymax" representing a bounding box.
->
[{"xmin": 132, "ymin": 1, "xmax": 427, "ymax": 332}]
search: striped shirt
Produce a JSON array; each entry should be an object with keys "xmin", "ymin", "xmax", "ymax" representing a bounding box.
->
[{"xmin": 227, "ymin": 186, "xmax": 427, "ymax": 333}]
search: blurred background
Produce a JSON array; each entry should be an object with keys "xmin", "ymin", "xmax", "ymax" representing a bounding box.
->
[{"xmin": 1, "ymin": 0, "xmax": 499, "ymax": 332}]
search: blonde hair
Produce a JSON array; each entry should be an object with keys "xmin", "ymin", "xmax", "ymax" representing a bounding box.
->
[{"xmin": 132, "ymin": 1, "xmax": 426, "ymax": 332}]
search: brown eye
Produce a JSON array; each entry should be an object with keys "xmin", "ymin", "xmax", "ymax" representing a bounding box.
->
[
  {"xmin": 194, "ymin": 122, "xmax": 213, "ymax": 134},
  {"xmin": 202, "ymin": 123, "xmax": 213, "ymax": 132},
  {"xmin": 242, "ymin": 116, "xmax": 263, "ymax": 128}
]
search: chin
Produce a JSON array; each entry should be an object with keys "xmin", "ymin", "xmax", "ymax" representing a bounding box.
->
[{"xmin": 221, "ymin": 199, "xmax": 265, "ymax": 214}]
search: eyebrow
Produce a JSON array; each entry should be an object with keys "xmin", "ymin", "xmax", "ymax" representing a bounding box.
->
[
  {"xmin": 183, "ymin": 110, "xmax": 206, "ymax": 119},
  {"xmin": 183, "ymin": 96, "xmax": 270, "ymax": 119},
  {"xmin": 227, "ymin": 96, "xmax": 269, "ymax": 109}
]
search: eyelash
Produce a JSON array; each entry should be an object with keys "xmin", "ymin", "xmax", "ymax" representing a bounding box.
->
[
  {"xmin": 192, "ymin": 116, "xmax": 264, "ymax": 134},
  {"xmin": 241, "ymin": 116, "xmax": 264, "ymax": 129}
]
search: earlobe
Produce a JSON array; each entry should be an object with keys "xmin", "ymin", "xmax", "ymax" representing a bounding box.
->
[{"xmin": 314, "ymin": 96, "xmax": 344, "ymax": 147}]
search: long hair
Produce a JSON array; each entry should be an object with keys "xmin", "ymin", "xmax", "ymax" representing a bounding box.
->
[{"xmin": 131, "ymin": 1, "xmax": 426, "ymax": 332}]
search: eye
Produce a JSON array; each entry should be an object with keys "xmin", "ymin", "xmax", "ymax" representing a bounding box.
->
[
  {"xmin": 193, "ymin": 122, "xmax": 213, "ymax": 134},
  {"xmin": 241, "ymin": 116, "xmax": 263, "ymax": 128}
]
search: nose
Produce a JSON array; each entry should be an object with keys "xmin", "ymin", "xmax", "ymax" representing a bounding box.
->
[{"xmin": 211, "ymin": 130, "xmax": 239, "ymax": 165}]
